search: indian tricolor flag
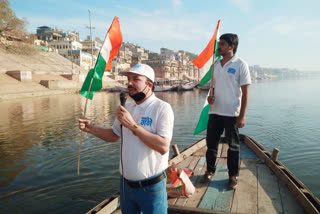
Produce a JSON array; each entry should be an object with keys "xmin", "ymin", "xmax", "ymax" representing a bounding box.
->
[
  {"xmin": 80, "ymin": 16, "xmax": 123, "ymax": 99},
  {"xmin": 193, "ymin": 93, "xmax": 211, "ymax": 135},
  {"xmin": 193, "ymin": 20, "xmax": 221, "ymax": 135},
  {"xmin": 192, "ymin": 19, "xmax": 221, "ymax": 87}
]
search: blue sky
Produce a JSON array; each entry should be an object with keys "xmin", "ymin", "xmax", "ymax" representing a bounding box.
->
[{"xmin": 10, "ymin": 0, "xmax": 320, "ymax": 71}]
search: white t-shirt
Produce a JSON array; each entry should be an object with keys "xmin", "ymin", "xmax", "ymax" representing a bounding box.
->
[
  {"xmin": 112, "ymin": 93, "xmax": 174, "ymax": 181},
  {"xmin": 211, "ymin": 55, "xmax": 251, "ymax": 116}
]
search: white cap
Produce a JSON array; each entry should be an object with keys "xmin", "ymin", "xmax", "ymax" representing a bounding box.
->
[{"xmin": 122, "ymin": 64, "xmax": 155, "ymax": 82}]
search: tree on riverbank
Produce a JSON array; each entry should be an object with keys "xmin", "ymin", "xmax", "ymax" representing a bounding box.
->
[
  {"xmin": 0, "ymin": 0, "xmax": 27, "ymax": 36},
  {"xmin": 0, "ymin": 0, "xmax": 36, "ymax": 54}
]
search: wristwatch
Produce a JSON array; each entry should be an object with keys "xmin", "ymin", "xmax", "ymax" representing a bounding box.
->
[
  {"xmin": 133, "ymin": 124, "xmax": 139, "ymax": 129},
  {"xmin": 132, "ymin": 124, "xmax": 139, "ymax": 135}
]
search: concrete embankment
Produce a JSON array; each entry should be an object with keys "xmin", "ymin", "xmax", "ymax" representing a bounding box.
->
[{"xmin": 0, "ymin": 46, "xmax": 125, "ymax": 100}]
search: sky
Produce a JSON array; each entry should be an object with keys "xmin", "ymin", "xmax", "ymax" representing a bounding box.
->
[{"xmin": 9, "ymin": 0, "xmax": 320, "ymax": 72}]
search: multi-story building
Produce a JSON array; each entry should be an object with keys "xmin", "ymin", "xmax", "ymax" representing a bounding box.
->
[
  {"xmin": 49, "ymin": 40, "xmax": 82, "ymax": 58},
  {"xmin": 80, "ymin": 36, "xmax": 101, "ymax": 56},
  {"xmin": 36, "ymin": 26, "xmax": 80, "ymax": 41},
  {"xmin": 112, "ymin": 45, "xmax": 133, "ymax": 72},
  {"xmin": 160, "ymin": 48, "xmax": 175, "ymax": 59},
  {"xmin": 113, "ymin": 43, "xmax": 199, "ymax": 81},
  {"xmin": 36, "ymin": 26, "xmax": 98, "ymax": 70}
]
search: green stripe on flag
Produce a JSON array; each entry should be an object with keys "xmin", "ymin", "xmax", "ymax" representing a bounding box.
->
[
  {"xmin": 214, "ymin": 39, "xmax": 219, "ymax": 53},
  {"xmin": 80, "ymin": 69, "xmax": 95, "ymax": 100},
  {"xmin": 199, "ymin": 66, "xmax": 212, "ymax": 87},
  {"xmin": 198, "ymin": 55, "xmax": 222, "ymax": 87},
  {"xmin": 193, "ymin": 104, "xmax": 210, "ymax": 135},
  {"xmin": 80, "ymin": 53, "xmax": 107, "ymax": 100}
]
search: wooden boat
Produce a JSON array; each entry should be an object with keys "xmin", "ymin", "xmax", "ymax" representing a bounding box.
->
[
  {"xmin": 108, "ymin": 85, "xmax": 127, "ymax": 92},
  {"xmin": 154, "ymin": 85, "xmax": 173, "ymax": 92},
  {"xmin": 86, "ymin": 134, "xmax": 320, "ymax": 214},
  {"xmin": 199, "ymin": 83, "xmax": 210, "ymax": 91},
  {"xmin": 178, "ymin": 82, "xmax": 196, "ymax": 91}
]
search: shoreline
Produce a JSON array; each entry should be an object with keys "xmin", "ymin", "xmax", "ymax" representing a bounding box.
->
[{"xmin": 0, "ymin": 89, "xmax": 80, "ymax": 101}]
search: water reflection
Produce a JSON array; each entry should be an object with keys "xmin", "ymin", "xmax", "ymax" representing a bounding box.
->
[{"xmin": 0, "ymin": 93, "xmax": 124, "ymax": 213}]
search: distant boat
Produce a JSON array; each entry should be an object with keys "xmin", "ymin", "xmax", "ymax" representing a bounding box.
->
[
  {"xmin": 108, "ymin": 85, "xmax": 127, "ymax": 92},
  {"xmin": 154, "ymin": 85, "xmax": 173, "ymax": 92},
  {"xmin": 199, "ymin": 82, "xmax": 210, "ymax": 90},
  {"xmin": 179, "ymin": 82, "xmax": 196, "ymax": 91},
  {"xmin": 170, "ymin": 85, "xmax": 179, "ymax": 91},
  {"xmin": 109, "ymin": 85, "xmax": 176, "ymax": 93}
]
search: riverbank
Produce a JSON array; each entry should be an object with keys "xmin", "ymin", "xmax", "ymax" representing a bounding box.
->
[
  {"xmin": 0, "ymin": 88, "xmax": 79, "ymax": 100},
  {"xmin": 0, "ymin": 72, "xmax": 122, "ymax": 100},
  {"xmin": 0, "ymin": 43, "xmax": 124, "ymax": 101}
]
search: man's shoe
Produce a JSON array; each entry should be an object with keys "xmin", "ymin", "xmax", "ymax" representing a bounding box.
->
[
  {"xmin": 200, "ymin": 171, "xmax": 215, "ymax": 183},
  {"xmin": 228, "ymin": 176, "xmax": 238, "ymax": 189}
]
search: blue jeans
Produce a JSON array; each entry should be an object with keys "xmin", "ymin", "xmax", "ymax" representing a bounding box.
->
[{"xmin": 120, "ymin": 172, "xmax": 168, "ymax": 214}]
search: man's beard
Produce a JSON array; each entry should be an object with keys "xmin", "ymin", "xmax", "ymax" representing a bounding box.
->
[{"xmin": 128, "ymin": 85, "xmax": 148, "ymax": 102}]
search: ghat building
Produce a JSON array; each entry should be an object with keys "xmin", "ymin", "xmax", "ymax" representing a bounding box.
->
[
  {"xmin": 114, "ymin": 44, "xmax": 200, "ymax": 82},
  {"xmin": 146, "ymin": 58, "xmax": 199, "ymax": 81},
  {"xmin": 35, "ymin": 26, "xmax": 100, "ymax": 71}
]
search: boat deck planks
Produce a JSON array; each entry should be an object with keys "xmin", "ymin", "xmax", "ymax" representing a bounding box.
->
[
  {"xmin": 279, "ymin": 178, "xmax": 306, "ymax": 214},
  {"xmin": 231, "ymin": 159, "xmax": 258, "ymax": 214},
  {"xmin": 87, "ymin": 136, "xmax": 320, "ymax": 214},
  {"xmin": 257, "ymin": 164, "xmax": 283, "ymax": 214},
  {"xmin": 167, "ymin": 141, "xmax": 307, "ymax": 214},
  {"xmin": 240, "ymin": 142, "xmax": 258, "ymax": 159},
  {"xmin": 198, "ymin": 158, "xmax": 234, "ymax": 212}
]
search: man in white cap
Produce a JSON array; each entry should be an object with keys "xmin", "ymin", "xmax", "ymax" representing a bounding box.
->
[{"xmin": 79, "ymin": 64, "xmax": 174, "ymax": 214}]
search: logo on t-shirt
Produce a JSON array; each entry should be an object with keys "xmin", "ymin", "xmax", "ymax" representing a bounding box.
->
[
  {"xmin": 227, "ymin": 68, "xmax": 236, "ymax": 75},
  {"xmin": 141, "ymin": 117, "xmax": 152, "ymax": 126}
]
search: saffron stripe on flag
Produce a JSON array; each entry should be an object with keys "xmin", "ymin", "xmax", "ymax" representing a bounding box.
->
[
  {"xmin": 80, "ymin": 16, "xmax": 122, "ymax": 100},
  {"xmin": 192, "ymin": 20, "xmax": 221, "ymax": 87}
]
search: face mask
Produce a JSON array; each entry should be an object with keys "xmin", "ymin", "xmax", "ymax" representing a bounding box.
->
[{"xmin": 129, "ymin": 84, "xmax": 148, "ymax": 102}]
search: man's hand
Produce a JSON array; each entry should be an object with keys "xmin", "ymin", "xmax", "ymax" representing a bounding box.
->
[
  {"xmin": 207, "ymin": 95, "xmax": 215, "ymax": 104},
  {"xmin": 117, "ymin": 105, "xmax": 136, "ymax": 130},
  {"xmin": 79, "ymin": 118, "xmax": 94, "ymax": 133},
  {"xmin": 236, "ymin": 116, "xmax": 245, "ymax": 128}
]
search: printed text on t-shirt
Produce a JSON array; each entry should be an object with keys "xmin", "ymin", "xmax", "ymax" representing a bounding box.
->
[
  {"xmin": 141, "ymin": 117, "xmax": 152, "ymax": 126},
  {"xmin": 227, "ymin": 68, "xmax": 236, "ymax": 74}
]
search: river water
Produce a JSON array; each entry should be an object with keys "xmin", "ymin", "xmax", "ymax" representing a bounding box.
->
[{"xmin": 0, "ymin": 75, "xmax": 319, "ymax": 213}]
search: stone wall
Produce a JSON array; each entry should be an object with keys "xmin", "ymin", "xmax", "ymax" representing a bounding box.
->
[
  {"xmin": 6, "ymin": 70, "xmax": 32, "ymax": 82},
  {"xmin": 40, "ymin": 80, "xmax": 80, "ymax": 89}
]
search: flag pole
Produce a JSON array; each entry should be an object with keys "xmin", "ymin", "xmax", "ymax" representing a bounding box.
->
[
  {"xmin": 77, "ymin": 16, "xmax": 122, "ymax": 175},
  {"xmin": 77, "ymin": 16, "xmax": 117, "ymax": 175},
  {"xmin": 77, "ymin": 10, "xmax": 98, "ymax": 176},
  {"xmin": 209, "ymin": 55, "xmax": 215, "ymax": 112},
  {"xmin": 209, "ymin": 19, "xmax": 220, "ymax": 112},
  {"xmin": 77, "ymin": 76, "xmax": 94, "ymax": 175}
]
